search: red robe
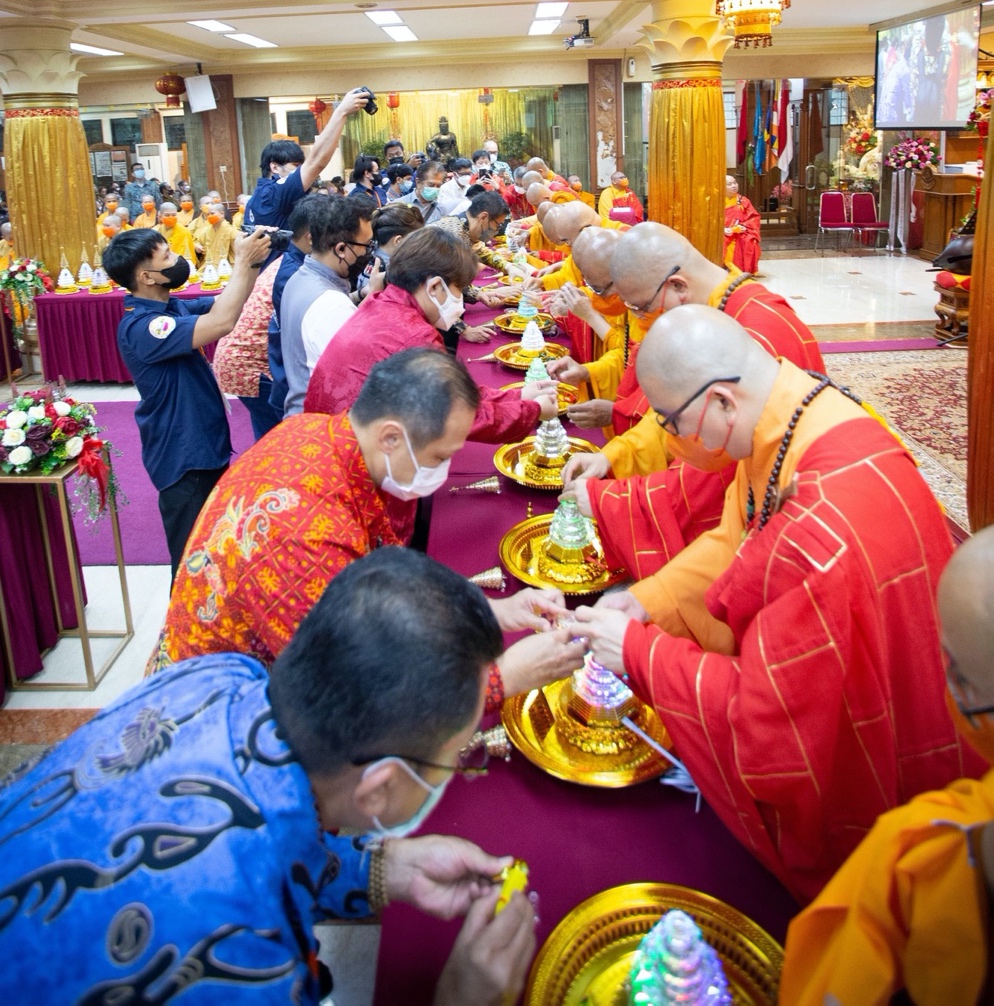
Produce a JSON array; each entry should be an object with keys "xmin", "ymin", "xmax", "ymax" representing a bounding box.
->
[
  {"xmin": 304, "ymin": 283, "xmax": 540, "ymax": 443},
  {"xmin": 592, "ymin": 275, "xmax": 827, "ymax": 569},
  {"xmin": 620, "ymin": 365, "xmax": 984, "ymax": 903},
  {"xmin": 723, "ymin": 195, "xmax": 762, "ymax": 273}
]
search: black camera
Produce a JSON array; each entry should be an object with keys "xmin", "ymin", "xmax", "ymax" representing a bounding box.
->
[
  {"xmin": 244, "ymin": 225, "xmax": 293, "ymax": 254},
  {"xmin": 357, "ymin": 86, "xmax": 378, "ymax": 116}
]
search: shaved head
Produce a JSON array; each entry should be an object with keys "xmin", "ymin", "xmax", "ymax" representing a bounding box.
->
[
  {"xmin": 939, "ymin": 526, "xmax": 994, "ymax": 698},
  {"xmin": 159, "ymin": 202, "xmax": 177, "ymax": 214},
  {"xmin": 521, "ymin": 170, "xmax": 544, "ymax": 190},
  {"xmin": 551, "ymin": 201, "xmax": 601, "ymax": 244},
  {"xmin": 526, "ymin": 157, "xmax": 549, "ymax": 175},
  {"xmin": 526, "ymin": 183, "xmax": 553, "ymax": 209},
  {"xmin": 572, "ymin": 227, "xmax": 621, "ymax": 290}
]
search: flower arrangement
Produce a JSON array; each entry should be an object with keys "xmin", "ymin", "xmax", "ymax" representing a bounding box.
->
[
  {"xmin": 884, "ymin": 135, "xmax": 941, "ymax": 171},
  {"xmin": 0, "ymin": 258, "xmax": 54, "ymax": 301},
  {"xmin": 966, "ymin": 88, "xmax": 992, "ymax": 139},
  {"xmin": 845, "ymin": 126, "xmax": 878, "ymax": 158},
  {"xmin": 770, "ymin": 179, "xmax": 793, "ymax": 204},
  {"xmin": 0, "ymin": 385, "xmax": 124, "ymax": 522}
]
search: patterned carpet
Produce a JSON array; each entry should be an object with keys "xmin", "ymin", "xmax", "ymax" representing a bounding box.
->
[{"xmin": 826, "ymin": 349, "xmax": 968, "ymax": 531}]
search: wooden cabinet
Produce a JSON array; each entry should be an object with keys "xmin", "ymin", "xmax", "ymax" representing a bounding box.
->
[{"xmin": 915, "ymin": 165, "xmax": 979, "ymax": 262}]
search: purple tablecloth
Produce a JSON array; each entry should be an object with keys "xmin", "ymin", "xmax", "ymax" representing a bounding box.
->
[
  {"xmin": 374, "ymin": 292, "xmax": 799, "ymax": 1003},
  {"xmin": 35, "ymin": 284, "xmax": 220, "ymax": 384}
]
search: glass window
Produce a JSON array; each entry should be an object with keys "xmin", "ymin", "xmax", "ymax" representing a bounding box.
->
[
  {"xmin": 110, "ymin": 117, "xmax": 143, "ymax": 148},
  {"xmin": 82, "ymin": 119, "xmax": 105, "ymax": 146},
  {"xmin": 723, "ymin": 90, "xmax": 738, "ymax": 129},
  {"xmin": 285, "ymin": 109, "xmax": 317, "ymax": 145},
  {"xmin": 164, "ymin": 118, "xmax": 186, "ymax": 151},
  {"xmin": 829, "ymin": 89, "xmax": 849, "ymax": 126}
]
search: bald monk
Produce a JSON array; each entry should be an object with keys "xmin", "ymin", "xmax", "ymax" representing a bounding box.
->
[
  {"xmin": 96, "ymin": 194, "xmax": 122, "ymax": 236},
  {"xmin": 133, "ymin": 195, "xmax": 158, "ymax": 229},
  {"xmin": 564, "ymin": 222, "xmax": 824, "ymax": 481},
  {"xmin": 526, "ymin": 157, "xmax": 569, "ymax": 191},
  {"xmin": 155, "ymin": 202, "xmax": 196, "ymax": 261},
  {"xmin": 598, "ymin": 170, "xmax": 644, "ymax": 225},
  {"xmin": 571, "ymin": 306, "xmax": 982, "ymax": 904},
  {"xmin": 723, "ymin": 175, "xmax": 761, "ymax": 274},
  {"xmin": 96, "ymin": 214, "xmax": 123, "ymax": 256},
  {"xmin": 780, "ymin": 525, "xmax": 994, "ymax": 1004},
  {"xmin": 0, "ymin": 222, "xmax": 13, "ymax": 265}
]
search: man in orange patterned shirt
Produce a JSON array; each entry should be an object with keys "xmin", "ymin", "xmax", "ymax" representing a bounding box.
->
[{"xmin": 151, "ymin": 348, "xmax": 585, "ymax": 696}]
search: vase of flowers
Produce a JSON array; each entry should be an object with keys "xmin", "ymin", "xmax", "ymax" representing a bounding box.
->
[
  {"xmin": 0, "ymin": 258, "xmax": 53, "ymax": 373},
  {"xmin": 0, "ymin": 384, "xmax": 124, "ymax": 523},
  {"xmin": 845, "ymin": 126, "xmax": 878, "ymax": 160},
  {"xmin": 884, "ymin": 135, "xmax": 941, "ymax": 171}
]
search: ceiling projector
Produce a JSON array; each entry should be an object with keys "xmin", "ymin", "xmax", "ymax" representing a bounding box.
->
[{"xmin": 564, "ymin": 17, "xmax": 594, "ymax": 49}]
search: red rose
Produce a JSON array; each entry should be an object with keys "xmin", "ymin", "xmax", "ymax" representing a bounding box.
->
[
  {"xmin": 45, "ymin": 403, "xmax": 58, "ymax": 419},
  {"xmin": 55, "ymin": 416, "xmax": 81, "ymax": 437}
]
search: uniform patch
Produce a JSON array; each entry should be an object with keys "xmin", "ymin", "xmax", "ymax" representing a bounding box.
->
[{"xmin": 148, "ymin": 316, "xmax": 177, "ymax": 339}]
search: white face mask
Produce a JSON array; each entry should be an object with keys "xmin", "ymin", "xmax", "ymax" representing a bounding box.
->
[
  {"xmin": 513, "ymin": 184, "xmax": 526, "ymax": 194},
  {"xmin": 381, "ymin": 424, "xmax": 451, "ymax": 501},
  {"xmin": 363, "ymin": 757, "xmax": 450, "ymax": 839},
  {"xmin": 489, "ymin": 151, "xmax": 498, "ymax": 163},
  {"xmin": 428, "ymin": 280, "xmax": 465, "ymax": 331},
  {"xmin": 456, "ymin": 175, "xmax": 471, "ymax": 188}
]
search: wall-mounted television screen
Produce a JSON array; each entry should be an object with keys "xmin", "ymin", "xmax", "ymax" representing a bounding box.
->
[{"xmin": 875, "ymin": 5, "xmax": 980, "ymax": 129}]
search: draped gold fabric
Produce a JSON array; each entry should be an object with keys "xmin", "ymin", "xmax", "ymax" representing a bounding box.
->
[
  {"xmin": 648, "ymin": 79, "xmax": 725, "ymax": 264},
  {"xmin": 342, "ymin": 88, "xmax": 555, "ymax": 167},
  {"xmin": 967, "ymin": 128, "xmax": 993, "ymax": 531},
  {"xmin": 5, "ymin": 109, "xmax": 95, "ymax": 275}
]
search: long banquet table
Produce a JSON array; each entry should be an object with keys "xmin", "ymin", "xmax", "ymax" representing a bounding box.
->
[
  {"xmin": 374, "ymin": 286, "xmax": 799, "ymax": 1004},
  {"xmin": 35, "ymin": 283, "xmax": 220, "ymax": 384}
]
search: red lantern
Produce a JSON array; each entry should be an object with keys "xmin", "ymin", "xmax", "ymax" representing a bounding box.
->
[
  {"xmin": 387, "ymin": 92, "xmax": 400, "ymax": 110},
  {"xmin": 154, "ymin": 71, "xmax": 186, "ymax": 108},
  {"xmin": 308, "ymin": 97, "xmax": 328, "ymax": 124}
]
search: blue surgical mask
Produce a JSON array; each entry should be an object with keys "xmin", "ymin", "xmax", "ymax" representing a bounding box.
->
[
  {"xmin": 133, "ymin": 169, "xmax": 145, "ymax": 179},
  {"xmin": 363, "ymin": 757, "xmax": 450, "ymax": 839},
  {"xmin": 421, "ymin": 186, "xmax": 439, "ymax": 203},
  {"xmin": 399, "ymin": 179, "xmax": 414, "ymax": 195}
]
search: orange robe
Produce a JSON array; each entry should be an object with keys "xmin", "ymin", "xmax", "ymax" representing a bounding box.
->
[
  {"xmin": 620, "ymin": 361, "xmax": 984, "ymax": 903},
  {"xmin": 779, "ymin": 769, "xmax": 994, "ymax": 1005},
  {"xmin": 723, "ymin": 195, "xmax": 761, "ymax": 273},
  {"xmin": 150, "ymin": 413, "xmax": 406, "ymax": 672}
]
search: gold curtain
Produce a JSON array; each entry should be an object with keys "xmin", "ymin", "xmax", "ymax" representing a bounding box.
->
[
  {"xmin": 647, "ymin": 78, "xmax": 725, "ymax": 264},
  {"xmin": 5, "ymin": 108, "xmax": 94, "ymax": 275},
  {"xmin": 342, "ymin": 88, "xmax": 555, "ymax": 167},
  {"xmin": 967, "ymin": 128, "xmax": 993, "ymax": 531}
]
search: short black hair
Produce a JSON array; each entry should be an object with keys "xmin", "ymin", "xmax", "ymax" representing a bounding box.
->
[
  {"xmin": 103, "ymin": 228, "xmax": 168, "ymax": 291},
  {"xmin": 371, "ymin": 203, "xmax": 424, "ymax": 246},
  {"xmin": 386, "ymin": 163, "xmax": 413, "ymax": 185},
  {"xmin": 416, "ymin": 160, "xmax": 445, "ymax": 184},
  {"xmin": 465, "ymin": 184, "xmax": 487, "ymax": 200},
  {"xmin": 468, "ymin": 191, "xmax": 509, "ymax": 221},
  {"xmin": 309, "ymin": 195, "xmax": 374, "ymax": 254},
  {"xmin": 352, "ymin": 347, "xmax": 479, "ymax": 448},
  {"xmin": 351, "ymin": 154, "xmax": 379, "ymax": 184},
  {"xmin": 260, "ymin": 139, "xmax": 305, "ymax": 176},
  {"xmin": 384, "ymin": 140, "xmax": 404, "ymax": 158},
  {"xmin": 269, "ymin": 546, "xmax": 500, "ymax": 777},
  {"xmin": 287, "ymin": 194, "xmax": 328, "ymax": 240},
  {"xmin": 452, "ymin": 158, "xmax": 473, "ymax": 173},
  {"xmin": 385, "ymin": 227, "xmax": 478, "ymax": 294},
  {"xmin": 471, "ymin": 149, "xmax": 489, "ymax": 163}
]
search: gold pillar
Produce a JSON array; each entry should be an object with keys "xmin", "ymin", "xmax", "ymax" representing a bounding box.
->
[
  {"xmin": 0, "ymin": 18, "xmax": 93, "ymax": 275},
  {"xmin": 639, "ymin": 1, "xmax": 733, "ymax": 263},
  {"xmin": 967, "ymin": 129, "xmax": 993, "ymax": 531}
]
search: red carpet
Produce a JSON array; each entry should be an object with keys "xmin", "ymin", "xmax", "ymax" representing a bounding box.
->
[
  {"xmin": 71, "ymin": 399, "xmax": 255, "ymax": 566},
  {"xmin": 821, "ymin": 337, "xmax": 939, "ymax": 354}
]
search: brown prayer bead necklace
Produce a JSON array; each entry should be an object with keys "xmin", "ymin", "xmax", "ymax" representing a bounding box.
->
[
  {"xmin": 746, "ymin": 372, "xmax": 865, "ymax": 532},
  {"xmin": 716, "ymin": 272, "xmax": 755, "ymax": 313}
]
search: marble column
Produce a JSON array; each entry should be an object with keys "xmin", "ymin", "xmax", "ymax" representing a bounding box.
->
[
  {"xmin": 0, "ymin": 18, "xmax": 94, "ymax": 275},
  {"xmin": 638, "ymin": 1, "xmax": 734, "ymax": 263}
]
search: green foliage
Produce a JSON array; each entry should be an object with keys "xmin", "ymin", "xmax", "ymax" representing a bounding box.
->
[{"xmin": 499, "ymin": 132, "xmax": 533, "ymax": 167}]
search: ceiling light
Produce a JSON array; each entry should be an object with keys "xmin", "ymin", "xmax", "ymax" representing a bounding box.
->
[
  {"xmin": 225, "ymin": 32, "xmax": 278, "ymax": 47},
  {"xmin": 536, "ymin": 2, "xmax": 568, "ymax": 17},
  {"xmin": 188, "ymin": 19, "xmax": 236, "ymax": 31},
  {"xmin": 366, "ymin": 10, "xmax": 403, "ymax": 24},
  {"xmin": 382, "ymin": 25, "xmax": 418, "ymax": 41},
  {"xmin": 528, "ymin": 19, "xmax": 560, "ymax": 34},
  {"xmin": 716, "ymin": 0, "xmax": 789, "ymax": 48},
  {"xmin": 70, "ymin": 42, "xmax": 124, "ymax": 56}
]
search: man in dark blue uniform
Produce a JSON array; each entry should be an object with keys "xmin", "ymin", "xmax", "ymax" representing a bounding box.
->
[{"xmin": 104, "ymin": 227, "xmax": 271, "ymax": 583}]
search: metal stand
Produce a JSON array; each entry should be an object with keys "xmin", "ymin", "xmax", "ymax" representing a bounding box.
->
[{"xmin": 0, "ymin": 452, "xmax": 133, "ymax": 691}]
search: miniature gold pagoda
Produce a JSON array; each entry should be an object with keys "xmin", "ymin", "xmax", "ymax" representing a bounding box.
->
[
  {"xmin": 536, "ymin": 498, "xmax": 607, "ymax": 586},
  {"xmin": 555, "ymin": 651, "xmax": 642, "ymax": 756}
]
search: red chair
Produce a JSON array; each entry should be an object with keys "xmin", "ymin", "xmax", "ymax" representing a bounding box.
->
[
  {"xmin": 850, "ymin": 192, "xmax": 888, "ymax": 249},
  {"xmin": 815, "ymin": 191, "xmax": 853, "ymax": 253}
]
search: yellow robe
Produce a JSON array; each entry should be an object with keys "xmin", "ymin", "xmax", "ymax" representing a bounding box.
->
[
  {"xmin": 585, "ymin": 310, "xmax": 643, "ymax": 402},
  {"xmin": 133, "ymin": 210, "xmax": 158, "ymax": 229},
  {"xmin": 0, "ymin": 239, "xmax": 13, "ymax": 266},
  {"xmin": 779, "ymin": 768, "xmax": 994, "ymax": 1006},
  {"xmin": 200, "ymin": 220, "xmax": 236, "ymax": 267},
  {"xmin": 156, "ymin": 223, "xmax": 196, "ymax": 261},
  {"xmin": 231, "ymin": 209, "xmax": 245, "ymax": 232},
  {"xmin": 189, "ymin": 214, "xmax": 213, "ymax": 247},
  {"xmin": 177, "ymin": 208, "xmax": 195, "ymax": 228}
]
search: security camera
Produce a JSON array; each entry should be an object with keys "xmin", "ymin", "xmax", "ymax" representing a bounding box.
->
[{"xmin": 563, "ymin": 16, "xmax": 594, "ymax": 49}]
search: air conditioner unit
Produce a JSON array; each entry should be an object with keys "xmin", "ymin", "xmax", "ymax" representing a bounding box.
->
[{"xmin": 135, "ymin": 142, "xmax": 168, "ymax": 183}]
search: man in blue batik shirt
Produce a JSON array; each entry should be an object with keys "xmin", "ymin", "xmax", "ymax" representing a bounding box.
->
[{"xmin": 0, "ymin": 548, "xmax": 538, "ymax": 1004}]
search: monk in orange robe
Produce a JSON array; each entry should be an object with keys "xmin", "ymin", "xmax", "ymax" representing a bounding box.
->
[
  {"xmin": 572, "ymin": 306, "xmax": 983, "ymax": 904},
  {"xmin": 779, "ymin": 525, "xmax": 994, "ymax": 1003},
  {"xmin": 723, "ymin": 175, "xmax": 761, "ymax": 273},
  {"xmin": 598, "ymin": 170, "xmax": 645, "ymax": 225}
]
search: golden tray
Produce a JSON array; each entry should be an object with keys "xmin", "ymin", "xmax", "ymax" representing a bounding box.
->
[
  {"xmin": 494, "ymin": 436, "xmax": 597, "ymax": 490},
  {"xmin": 492, "ymin": 312, "xmax": 558, "ymax": 336},
  {"xmin": 493, "ymin": 341, "xmax": 568, "ymax": 371},
  {"xmin": 500, "ymin": 381, "xmax": 578, "ymax": 416},
  {"xmin": 502, "ymin": 678, "xmax": 672, "ymax": 788},
  {"xmin": 498, "ymin": 513, "xmax": 624, "ymax": 593},
  {"xmin": 525, "ymin": 882, "xmax": 784, "ymax": 1006}
]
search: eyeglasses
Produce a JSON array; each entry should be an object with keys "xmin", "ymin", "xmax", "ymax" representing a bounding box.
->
[
  {"xmin": 656, "ymin": 376, "xmax": 741, "ymax": 436},
  {"xmin": 587, "ymin": 280, "xmax": 614, "ymax": 298},
  {"xmin": 352, "ymin": 745, "xmax": 489, "ymax": 780},
  {"xmin": 622, "ymin": 265, "xmax": 680, "ymax": 317},
  {"xmin": 947, "ymin": 662, "xmax": 994, "ymax": 727},
  {"xmin": 347, "ymin": 239, "xmax": 377, "ymax": 254}
]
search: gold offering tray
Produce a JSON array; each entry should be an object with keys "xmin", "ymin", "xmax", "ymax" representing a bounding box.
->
[
  {"xmin": 493, "ymin": 312, "xmax": 558, "ymax": 336},
  {"xmin": 502, "ymin": 678, "xmax": 671, "ymax": 788},
  {"xmin": 499, "ymin": 514, "xmax": 624, "ymax": 594},
  {"xmin": 494, "ymin": 436, "xmax": 596, "ymax": 490},
  {"xmin": 493, "ymin": 341, "xmax": 568, "ymax": 371},
  {"xmin": 500, "ymin": 381, "xmax": 578, "ymax": 416},
  {"xmin": 525, "ymin": 882, "xmax": 784, "ymax": 1006}
]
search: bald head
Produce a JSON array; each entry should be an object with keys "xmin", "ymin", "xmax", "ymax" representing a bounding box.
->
[
  {"xmin": 572, "ymin": 227, "xmax": 621, "ymax": 290},
  {"xmin": 521, "ymin": 170, "xmax": 544, "ymax": 190},
  {"xmin": 551, "ymin": 201, "xmax": 601, "ymax": 244},
  {"xmin": 0, "ymin": 222, "xmax": 11, "ymax": 240},
  {"xmin": 526, "ymin": 157, "xmax": 549, "ymax": 175},
  {"xmin": 939, "ymin": 527, "xmax": 994, "ymax": 699},
  {"xmin": 636, "ymin": 305, "xmax": 779, "ymax": 458},
  {"xmin": 526, "ymin": 183, "xmax": 553, "ymax": 209},
  {"xmin": 159, "ymin": 202, "xmax": 177, "ymax": 214}
]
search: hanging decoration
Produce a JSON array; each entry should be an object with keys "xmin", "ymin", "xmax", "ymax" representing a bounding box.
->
[
  {"xmin": 716, "ymin": 0, "xmax": 790, "ymax": 48},
  {"xmin": 479, "ymin": 87, "xmax": 494, "ymax": 136},
  {"xmin": 154, "ymin": 71, "xmax": 186, "ymax": 108},
  {"xmin": 308, "ymin": 97, "xmax": 327, "ymax": 125},
  {"xmin": 386, "ymin": 92, "xmax": 401, "ymax": 139}
]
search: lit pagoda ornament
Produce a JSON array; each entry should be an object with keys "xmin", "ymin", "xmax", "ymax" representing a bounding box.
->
[
  {"xmin": 55, "ymin": 250, "xmax": 78, "ymax": 294},
  {"xmin": 89, "ymin": 247, "xmax": 112, "ymax": 294},
  {"xmin": 185, "ymin": 257, "xmax": 200, "ymax": 284},
  {"xmin": 536, "ymin": 497, "xmax": 606, "ymax": 586},
  {"xmin": 517, "ymin": 319, "xmax": 546, "ymax": 358},
  {"xmin": 523, "ymin": 356, "xmax": 550, "ymax": 384},
  {"xmin": 628, "ymin": 910, "xmax": 731, "ymax": 1005},
  {"xmin": 555, "ymin": 650, "xmax": 641, "ymax": 756},
  {"xmin": 76, "ymin": 245, "xmax": 93, "ymax": 287},
  {"xmin": 200, "ymin": 261, "xmax": 222, "ymax": 291},
  {"xmin": 216, "ymin": 256, "xmax": 232, "ymax": 283},
  {"xmin": 521, "ymin": 418, "xmax": 572, "ymax": 484},
  {"xmin": 514, "ymin": 292, "xmax": 540, "ymax": 325}
]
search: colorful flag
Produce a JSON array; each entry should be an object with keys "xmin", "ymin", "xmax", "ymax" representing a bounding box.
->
[
  {"xmin": 753, "ymin": 82, "xmax": 766, "ymax": 176},
  {"xmin": 766, "ymin": 80, "xmax": 780, "ymax": 174},
  {"xmin": 777, "ymin": 79, "xmax": 793, "ymax": 181},
  {"xmin": 736, "ymin": 80, "xmax": 749, "ymax": 165}
]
